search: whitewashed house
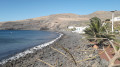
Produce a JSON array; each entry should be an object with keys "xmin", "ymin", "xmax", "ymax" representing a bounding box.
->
[
  {"xmin": 68, "ymin": 26, "xmax": 88, "ymax": 34},
  {"xmin": 111, "ymin": 16, "xmax": 120, "ymax": 22},
  {"xmin": 68, "ymin": 26, "xmax": 74, "ymax": 29}
]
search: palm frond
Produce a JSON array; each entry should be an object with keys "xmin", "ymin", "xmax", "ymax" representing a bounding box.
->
[{"xmin": 84, "ymin": 17, "xmax": 115, "ymax": 45}]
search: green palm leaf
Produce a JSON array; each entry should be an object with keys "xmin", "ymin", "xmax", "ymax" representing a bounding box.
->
[{"xmin": 84, "ymin": 17, "xmax": 115, "ymax": 46}]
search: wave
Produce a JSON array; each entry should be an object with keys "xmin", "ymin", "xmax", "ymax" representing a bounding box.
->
[{"xmin": 0, "ymin": 33, "xmax": 63, "ymax": 65}]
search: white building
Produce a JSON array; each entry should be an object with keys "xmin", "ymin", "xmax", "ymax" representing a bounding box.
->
[
  {"xmin": 111, "ymin": 16, "xmax": 120, "ymax": 22},
  {"xmin": 68, "ymin": 26, "xmax": 74, "ymax": 29},
  {"xmin": 68, "ymin": 26, "xmax": 88, "ymax": 34}
]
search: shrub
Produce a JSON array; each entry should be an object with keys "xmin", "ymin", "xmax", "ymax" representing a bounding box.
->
[
  {"xmin": 105, "ymin": 19, "xmax": 110, "ymax": 21},
  {"xmin": 115, "ymin": 46, "xmax": 119, "ymax": 51}
]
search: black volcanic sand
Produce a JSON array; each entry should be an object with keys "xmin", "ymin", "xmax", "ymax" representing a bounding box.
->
[{"xmin": 0, "ymin": 31, "xmax": 108, "ymax": 67}]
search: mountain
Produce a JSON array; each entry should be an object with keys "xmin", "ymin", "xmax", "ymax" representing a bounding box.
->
[
  {"xmin": 0, "ymin": 11, "xmax": 120, "ymax": 31},
  {"xmin": 84, "ymin": 11, "xmax": 120, "ymax": 20}
]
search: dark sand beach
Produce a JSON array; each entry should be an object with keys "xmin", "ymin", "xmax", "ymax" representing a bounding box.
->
[{"xmin": 0, "ymin": 31, "xmax": 108, "ymax": 67}]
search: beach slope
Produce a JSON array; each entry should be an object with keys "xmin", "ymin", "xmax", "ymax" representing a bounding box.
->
[{"xmin": 1, "ymin": 31, "xmax": 108, "ymax": 67}]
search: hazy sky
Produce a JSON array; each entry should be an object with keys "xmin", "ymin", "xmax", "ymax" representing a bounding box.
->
[{"xmin": 0, "ymin": 0, "xmax": 120, "ymax": 22}]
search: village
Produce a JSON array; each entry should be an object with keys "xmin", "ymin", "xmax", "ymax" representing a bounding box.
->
[{"xmin": 68, "ymin": 16, "xmax": 120, "ymax": 34}]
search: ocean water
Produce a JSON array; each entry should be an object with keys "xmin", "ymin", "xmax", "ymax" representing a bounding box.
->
[{"xmin": 0, "ymin": 30, "xmax": 59, "ymax": 62}]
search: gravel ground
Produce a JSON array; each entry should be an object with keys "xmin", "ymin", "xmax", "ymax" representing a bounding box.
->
[{"xmin": 0, "ymin": 31, "xmax": 108, "ymax": 67}]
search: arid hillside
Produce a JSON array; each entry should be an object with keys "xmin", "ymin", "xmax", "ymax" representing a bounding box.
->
[{"xmin": 0, "ymin": 11, "xmax": 120, "ymax": 31}]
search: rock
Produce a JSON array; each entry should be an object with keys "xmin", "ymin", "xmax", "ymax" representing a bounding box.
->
[
  {"xmin": 92, "ymin": 61, "xmax": 100, "ymax": 67},
  {"xmin": 88, "ymin": 54, "xmax": 93, "ymax": 58},
  {"xmin": 100, "ymin": 59, "xmax": 109, "ymax": 67}
]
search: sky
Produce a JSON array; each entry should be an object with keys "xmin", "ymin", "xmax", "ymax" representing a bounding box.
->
[{"xmin": 0, "ymin": 0, "xmax": 120, "ymax": 22}]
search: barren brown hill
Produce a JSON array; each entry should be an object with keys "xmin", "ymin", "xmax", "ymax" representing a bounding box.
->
[
  {"xmin": 0, "ymin": 11, "xmax": 120, "ymax": 31},
  {"xmin": 84, "ymin": 11, "xmax": 120, "ymax": 20}
]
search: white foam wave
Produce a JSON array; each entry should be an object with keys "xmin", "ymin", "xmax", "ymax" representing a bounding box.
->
[{"xmin": 0, "ymin": 33, "xmax": 63, "ymax": 65}]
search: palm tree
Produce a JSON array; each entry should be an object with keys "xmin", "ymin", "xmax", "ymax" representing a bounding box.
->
[{"xmin": 84, "ymin": 17, "xmax": 114, "ymax": 47}]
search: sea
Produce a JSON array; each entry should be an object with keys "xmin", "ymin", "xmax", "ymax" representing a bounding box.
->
[{"xmin": 0, "ymin": 30, "xmax": 60, "ymax": 63}]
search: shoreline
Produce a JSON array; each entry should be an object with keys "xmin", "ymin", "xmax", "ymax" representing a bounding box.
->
[
  {"xmin": 0, "ymin": 32, "xmax": 63, "ymax": 65},
  {"xmin": 0, "ymin": 31, "xmax": 109, "ymax": 67}
]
